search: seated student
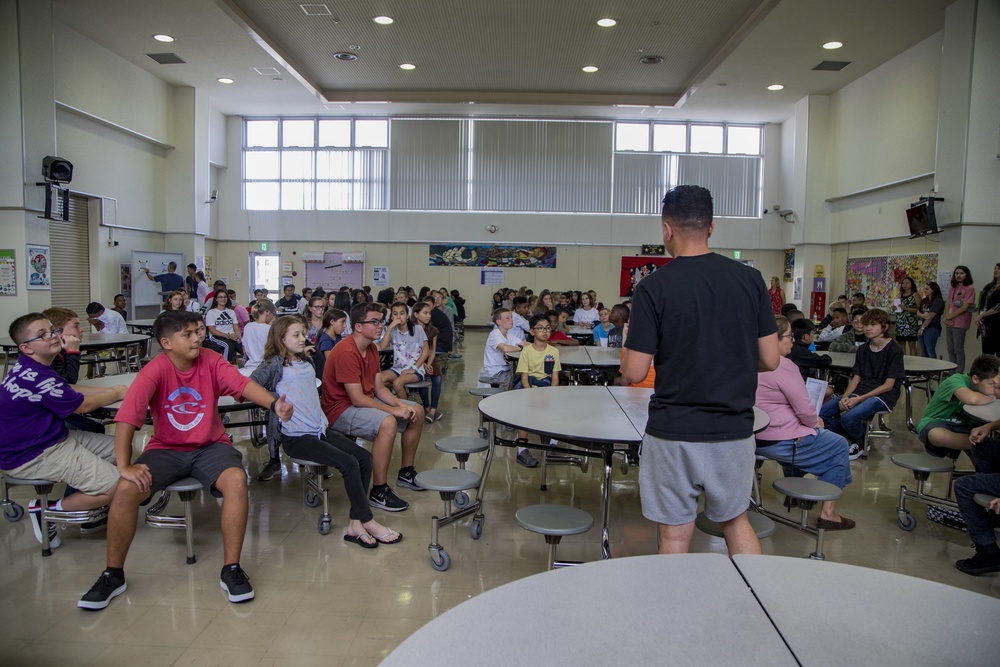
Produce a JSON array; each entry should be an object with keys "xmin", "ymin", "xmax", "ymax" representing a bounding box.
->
[
  {"xmin": 554, "ymin": 292, "xmax": 574, "ymax": 316},
  {"xmin": 203, "ymin": 289, "xmax": 242, "ymax": 364},
  {"xmin": 510, "ymin": 315, "xmax": 562, "ymax": 468},
  {"xmin": 78, "ymin": 310, "xmax": 292, "ymax": 610},
  {"xmin": 592, "ymin": 307, "xmax": 613, "ymax": 346},
  {"xmin": 85, "ymin": 302, "xmax": 127, "ymax": 334},
  {"xmin": 321, "ymin": 302, "xmax": 425, "ymax": 513},
  {"xmin": 42, "ymin": 307, "xmax": 105, "ymax": 434},
  {"xmin": 918, "ymin": 354, "xmax": 999, "ymax": 460},
  {"xmin": 787, "ymin": 319, "xmax": 832, "ymax": 380},
  {"xmin": 953, "ymin": 419, "xmax": 1000, "ymax": 575},
  {"xmin": 0, "ymin": 314, "xmax": 127, "ymax": 548},
  {"xmin": 607, "ymin": 304, "xmax": 629, "ymax": 348},
  {"xmin": 411, "ymin": 301, "xmax": 444, "ymax": 422},
  {"xmin": 510, "ymin": 296, "xmax": 532, "ymax": 339},
  {"xmin": 784, "ymin": 309, "xmax": 805, "ymax": 324},
  {"xmin": 241, "ymin": 299, "xmax": 275, "ymax": 374},
  {"xmin": 852, "ymin": 292, "xmax": 866, "ymax": 308},
  {"xmin": 313, "ymin": 307, "xmax": 347, "ymax": 381},
  {"xmin": 160, "ymin": 289, "xmax": 186, "ymax": 314},
  {"xmin": 819, "ymin": 309, "xmax": 905, "ymax": 459},
  {"xmin": 111, "ymin": 294, "xmax": 128, "ymax": 321},
  {"xmin": 829, "ymin": 306, "xmax": 869, "ymax": 352},
  {"xmin": 481, "ymin": 308, "xmax": 526, "ymax": 388},
  {"xmin": 755, "ymin": 316, "xmax": 855, "ymax": 530},
  {"xmin": 378, "ymin": 302, "xmax": 430, "ymax": 398},
  {"xmin": 205, "ymin": 280, "xmax": 228, "ymax": 306},
  {"xmin": 430, "ymin": 291, "xmax": 455, "ymax": 355},
  {"xmin": 619, "ymin": 322, "xmax": 653, "ymax": 388},
  {"xmin": 816, "ymin": 307, "xmax": 849, "ymax": 342},
  {"xmin": 817, "ymin": 295, "xmax": 850, "ymax": 330},
  {"xmin": 251, "ymin": 317, "xmax": 400, "ymax": 547},
  {"xmin": 780, "ymin": 303, "xmax": 798, "ymax": 318},
  {"xmin": 545, "ymin": 310, "xmax": 580, "ymax": 346},
  {"xmin": 228, "ymin": 289, "xmax": 250, "ymax": 331},
  {"xmin": 275, "ymin": 284, "xmax": 301, "ymax": 315}
]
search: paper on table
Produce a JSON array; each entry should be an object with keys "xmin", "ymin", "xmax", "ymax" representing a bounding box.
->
[{"xmin": 805, "ymin": 378, "xmax": 828, "ymax": 415}]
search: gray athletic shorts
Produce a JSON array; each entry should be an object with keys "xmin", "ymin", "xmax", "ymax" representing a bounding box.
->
[
  {"xmin": 330, "ymin": 399, "xmax": 415, "ymax": 441},
  {"xmin": 917, "ymin": 420, "xmax": 973, "ymax": 445},
  {"xmin": 639, "ymin": 433, "xmax": 755, "ymax": 524},
  {"xmin": 135, "ymin": 442, "xmax": 244, "ymax": 498}
]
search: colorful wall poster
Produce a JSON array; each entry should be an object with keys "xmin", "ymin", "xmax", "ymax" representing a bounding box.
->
[
  {"xmin": 0, "ymin": 249, "xmax": 16, "ymax": 295},
  {"xmin": 620, "ymin": 256, "xmax": 671, "ymax": 297},
  {"xmin": 119, "ymin": 263, "xmax": 132, "ymax": 297},
  {"xmin": 783, "ymin": 249, "xmax": 795, "ymax": 282},
  {"xmin": 26, "ymin": 244, "xmax": 50, "ymax": 290},
  {"xmin": 844, "ymin": 253, "xmax": 938, "ymax": 309},
  {"xmin": 429, "ymin": 245, "xmax": 557, "ymax": 268}
]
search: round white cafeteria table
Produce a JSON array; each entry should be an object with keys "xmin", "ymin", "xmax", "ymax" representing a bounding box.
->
[{"xmin": 964, "ymin": 400, "xmax": 1000, "ymax": 423}]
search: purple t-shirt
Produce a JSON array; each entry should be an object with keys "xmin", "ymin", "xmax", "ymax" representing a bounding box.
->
[{"xmin": 0, "ymin": 355, "xmax": 84, "ymax": 469}]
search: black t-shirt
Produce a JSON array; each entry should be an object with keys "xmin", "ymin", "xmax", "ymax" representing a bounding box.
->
[
  {"xmin": 275, "ymin": 296, "xmax": 299, "ymax": 314},
  {"xmin": 851, "ymin": 339, "xmax": 905, "ymax": 409},
  {"xmin": 788, "ymin": 342, "xmax": 831, "ymax": 379},
  {"xmin": 430, "ymin": 308, "xmax": 453, "ymax": 352},
  {"xmin": 607, "ymin": 326, "xmax": 624, "ymax": 348},
  {"xmin": 626, "ymin": 253, "xmax": 777, "ymax": 441}
]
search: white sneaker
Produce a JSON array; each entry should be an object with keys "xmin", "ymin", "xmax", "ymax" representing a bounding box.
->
[{"xmin": 848, "ymin": 443, "xmax": 863, "ymax": 461}]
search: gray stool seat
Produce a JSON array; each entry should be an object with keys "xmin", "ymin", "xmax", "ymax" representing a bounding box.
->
[
  {"xmin": 891, "ymin": 453, "xmax": 956, "ymax": 473},
  {"xmin": 470, "ymin": 387, "xmax": 502, "ymax": 397},
  {"xmin": 3, "ymin": 476, "xmax": 57, "ymax": 487},
  {"xmin": 435, "ymin": 436, "xmax": 489, "ymax": 456},
  {"xmin": 695, "ymin": 511, "xmax": 777, "ymax": 539},
  {"xmin": 164, "ymin": 476, "xmax": 203, "ymax": 492},
  {"xmin": 289, "ymin": 457, "xmax": 322, "ymax": 467},
  {"xmin": 974, "ymin": 493, "xmax": 998, "ymax": 510},
  {"xmin": 405, "ymin": 380, "xmax": 431, "ymax": 389},
  {"xmin": 145, "ymin": 477, "xmax": 204, "ymax": 564},
  {"xmin": 773, "ymin": 476, "xmax": 842, "ymax": 502},
  {"xmin": 515, "ymin": 504, "xmax": 594, "ymax": 537},
  {"xmin": 415, "ymin": 469, "xmax": 480, "ymax": 493}
]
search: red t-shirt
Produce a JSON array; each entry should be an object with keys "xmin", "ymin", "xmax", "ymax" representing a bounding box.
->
[
  {"xmin": 114, "ymin": 349, "xmax": 250, "ymax": 451},
  {"xmin": 549, "ymin": 330, "xmax": 572, "ymax": 341},
  {"xmin": 321, "ymin": 337, "xmax": 380, "ymax": 425}
]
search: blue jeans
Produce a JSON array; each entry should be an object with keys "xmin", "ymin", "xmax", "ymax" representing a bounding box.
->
[
  {"xmin": 512, "ymin": 376, "xmax": 551, "ymax": 390},
  {"xmin": 755, "ymin": 429, "xmax": 852, "ymax": 489},
  {"xmin": 417, "ymin": 374, "xmax": 442, "ymax": 411},
  {"xmin": 954, "ymin": 437, "xmax": 1000, "ymax": 546},
  {"xmin": 919, "ymin": 327, "xmax": 940, "ymax": 358},
  {"xmin": 819, "ymin": 394, "xmax": 889, "ymax": 444}
]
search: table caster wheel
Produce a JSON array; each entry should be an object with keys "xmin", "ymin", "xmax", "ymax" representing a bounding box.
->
[
  {"xmin": 897, "ymin": 512, "xmax": 916, "ymax": 531},
  {"xmin": 318, "ymin": 517, "xmax": 330, "ymax": 535},
  {"xmin": 470, "ymin": 518, "xmax": 483, "ymax": 540},
  {"xmin": 453, "ymin": 491, "xmax": 470, "ymax": 510},
  {"xmin": 3, "ymin": 502, "xmax": 24, "ymax": 522},
  {"xmin": 430, "ymin": 548, "xmax": 451, "ymax": 571},
  {"xmin": 304, "ymin": 491, "xmax": 320, "ymax": 508}
]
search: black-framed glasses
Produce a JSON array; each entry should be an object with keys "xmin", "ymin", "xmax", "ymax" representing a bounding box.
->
[
  {"xmin": 20, "ymin": 327, "xmax": 64, "ymax": 345},
  {"xmin": 533, "ymin": 326, "xmax": 552, "ymax": 332},
  {"xmin": 359, "ymin": 319, "xmax": 385, "ymax": 327}
]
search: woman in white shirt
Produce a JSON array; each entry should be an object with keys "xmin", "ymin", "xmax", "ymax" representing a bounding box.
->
[
  {"xmin": 204, "ymin": 289, "xmax": 241, "ymax": 363},
  {"xmin": 573, "ymin": 292, "xmax": 600, "ymax": 327}
]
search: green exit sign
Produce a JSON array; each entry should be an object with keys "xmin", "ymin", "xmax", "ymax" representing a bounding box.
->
[
  {"xmin": 733, "ymin": 250, "xmax": 742, "ymax": 259},
  {"xmin": 260, "ymin": 242, "xmax": 269, "ymax": 251}
]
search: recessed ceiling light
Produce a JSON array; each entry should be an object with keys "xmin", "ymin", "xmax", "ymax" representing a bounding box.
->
[
  {"xmin": 582, "ymin": 66, "xmax": 599, "ymax": 73},
  {"xmin": 217, "ymin": 77, "xmax": 235, "ymax": 84},
  {"xmin": 767, "ymin": 84, "xmax": 784, "ymax": 91},
  {"xmin": 373, "ymin": 16, "xmax": 393, "ymax": 24},
  {"xmin": 596, "ymin": 18, "xmax": 616, "ymax": 27},
  {"xmin": 822, "ymin": 41, "xmax": 844, "ymax": 50},
  {"xmin": 399, "ymin": 63, "xmax": 416, "ymax": 70},
  {"xmin": 153, "ymin": 34, "xmax": 174, "ymax": 43}
]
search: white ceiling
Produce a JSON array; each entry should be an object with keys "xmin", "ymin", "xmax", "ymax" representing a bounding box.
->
[{"xmin": 53, "ymin": 0, "xmax": 954, "ymax": 123}]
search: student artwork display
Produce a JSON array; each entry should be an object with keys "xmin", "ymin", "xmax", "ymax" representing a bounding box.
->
[
  {"xmin": 26, "ymin": 244, "xmax": 50, "ymax": 290},
  {"xmin": 783, "ymin": 249, "xmax": 795, "ymax": 282},
  {"xmin": 0, "ymin": 249, "xmax": 15, "ymax": 295},
  {"xmin": 620, "ymin": 257, "xmax": 671, "ymax": 297},
  {"xmin": 120, "ymin": 264, "xmax": 132, "ymax": 297},
  {"xmin": 429, "ymin": 245, "xmax": 557, "ymax": 268},
  {"xmin": 845, "ymin": 253, "xmax": 938, "ymax": 309}
]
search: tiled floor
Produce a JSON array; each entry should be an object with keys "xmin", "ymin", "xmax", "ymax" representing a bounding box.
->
[{"xmin": 1, "ymin": 329, "xmax": 998, "ymax": 665}]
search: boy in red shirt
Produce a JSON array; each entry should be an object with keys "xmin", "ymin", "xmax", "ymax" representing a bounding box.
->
[
  {"xmin": 544, "ymin": 311, "xmax": 580, "ymax": 346},
  {"xmin": 78, "ymin": 311, "xmax": 292, "ymax": 610}
]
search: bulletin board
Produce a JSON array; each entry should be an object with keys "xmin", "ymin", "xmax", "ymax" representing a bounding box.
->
[
  {"xmin": 844, "ymin": 253, "xmax": 938, "ymax": 309},
  {"xmin": 304, "ymin": 252, "xmax": 365, "ymax": 290},
  {"xmin": 132, "ymin": 250, "xmax": 186, "ymax": 306}
]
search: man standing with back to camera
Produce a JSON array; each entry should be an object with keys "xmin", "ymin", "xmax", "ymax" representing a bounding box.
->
[{"xmin": 622, "ymin": 185, "xmax": 780, "ymax": 556}]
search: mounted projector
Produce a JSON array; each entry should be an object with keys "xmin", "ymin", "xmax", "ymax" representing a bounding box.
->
[{"xmin": 42, "ymin": 156, "xmax": 73, "ymax": 184}]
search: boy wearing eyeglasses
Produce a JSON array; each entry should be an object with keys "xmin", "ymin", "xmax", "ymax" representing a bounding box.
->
[
  {"xmin": 509, "ymin": 314, "xmax": 562, "ymax": 467},
  {"xmin": 321, "ymin": 302, "xmax": 425, "ymax": 512},
  {"xmin": 0, "ymin": 314, "xmax": 127, "ymax": 550}
]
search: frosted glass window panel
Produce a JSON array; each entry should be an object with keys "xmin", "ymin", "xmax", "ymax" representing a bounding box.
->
[
  {"xmin": 613, "ymin": 153, "xmax": 665, "ymax": 214},
  {"xmin": 281, "ymin": 182, "xmax": 314, "ymax": 210},
  {"xmin": 316, "ymin": 182, "xmax": 351, "ymax": 210},
  {"xmin": 245, "ymin": 120, "xmax": 278, "ymax": 147},
  {"xmin": 316, "ymin": 151, "xmax": 352, "ymax": 180},
  {"xmin": 727, "ymin": 126, "xmax": 761, "ymax": 155},
  {"xmin": 245, "ymin": 182, "xmax": 279, "ymax": 210},
  {"xmin": 390, "ymin": 119, "xmax": 469, "ymax": 210},
  {"xmin": 653, "ymin": 124, "xmax": 687, "ymax": 153},
  {"xmin": 353, "ymin": 150, "xmax": 388, "ymax": 209},
  {"xmin": 244, "ymin": 151, "xmax": 280, "ymax": 179},
  {"xmin": 615, "ymin": 123, "xmax": 650, "ymax": 152},
  {"xmin": 281, "ymin": 151, "xmax": 315, "ymax": 180},
  {"xmin": 677, "ymin": 155, "xmax": 760, "ymax": 217},
  {"xmin": 282, "ymin": 119, "xmax": 315, "ymax": 147},
  {"xmin": 318, "ymin": 119, "xmax": 351, "ymax": 147},
  {"xmin": 690, "ymin": 125, "xmax": 724, "ymax": 154},
  {"xmin": 356, "ymin": 120, "xmax": 388, "ymax": 147}
]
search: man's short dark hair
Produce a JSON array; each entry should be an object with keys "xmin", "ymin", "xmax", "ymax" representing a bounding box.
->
[
  {"xmin": 167, "ymin": 261, "xmax": 177, "ymax": 271},
  {"xmin": 114, "ymin": 294, "xmax": 125, "ymax": 301},
  {"xmin": 529, "ymin": 314, "xmax": 550, "ymax": 330},
  {"xmin": 152, "ymin": 310, "xmax": 203, "ymax": 343},
  {"xmin": 85, "ymin": 302, "xmax": 105, "ymax": 316},
  {"xmin": 970, "ymin": 355, "xmax": 1000, "ymax": 380},
  {"xmin": 850, "ymin": 305, "xmax": 868, "ymax": 318},
  {"xmin": 8, "ymin": 313, "xmax": 47, "ymax": 344},
  {"xmin": 780, "ymin": 303, "xmax": 797, "ymax": 316},
  {"xmin": 187, "ymin": 263, "xmax": 197, "ymax": 270},
  {"xmin": 611, "ymin": 303, "xmax": 630, "ymax": 319},
  {"xmin": 284, "ymin": 284, "xmax": 295, "ymax": 292},
  {"xmin": 512, "ymin": 296, "xmax": 528, "ymax": 308},
  {"xmin": 785, "ymin": 309, "xmax": 805, "ymax": 322},
  {"xmin": 350, "ymin": 302, "xmax": 384, "ymax": 332},
  {"xmin": 791, "ymin": 318, "xmax": 816, "ymax": 342},
  {"xmin": 852, "ymin": 292, "xmax": 865, "ymax": 300},
  {"xmin": 831, "ymin": 307, "xmax": 848, "ymax": 316},
  {"xmin": 661, "ymin": 185, "xmax": 713, "ymax": 234}
]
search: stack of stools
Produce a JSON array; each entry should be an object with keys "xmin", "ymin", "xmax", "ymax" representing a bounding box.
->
[
  {"xmin": 861, "ymin": 410, "xmax": 893, "ymax": 459},
  {"xmin": 890, "ymin": 452, "xmax": 957, "ymax": 531},
  {"xmin": 771, "ymin": 476, "xmax": 842, "ymax": 560},
  {"xmin": 515, "ymin": 503, "xmax": 594, "ymax": 570},
  {"xmin": 144, "ymin": 477, "xmax": 205, "ymax": 564},
  {"xmin": 3, "ymin": 475, "xmax": 108, "ymax": 556},
  {"xmin": 469, "ymin": 387, "xmax": 502, "ymax": 439},
  {"xmin": 414, "ymin": 468, "xmax": 483, "ymax": 571},
  {"xmin": 435, "ymin": 435, "xmax": 488, "ymax": 509},
  {"xmin": 289, "ymin": 457, "xmax": 332, "ymax": 535}
]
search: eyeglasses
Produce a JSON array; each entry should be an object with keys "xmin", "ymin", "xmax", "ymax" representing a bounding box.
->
[
  {"xmin": 20, "ymin": 328, "xmax": 63, "ymax": 345},
  {"xmin": 779, "ymin": 333, "xmax": 793, "ymax": 340},
  {"xmin": 310, "ymin": 305, "xmax": 325, "ymax": 309},
  {"xmin": 359, "ymin": 319, "xmax": 385, "ymax": 327},
  {"xmin": 533, "ymin": 326, "xmax": 552, "ymax": 332}
]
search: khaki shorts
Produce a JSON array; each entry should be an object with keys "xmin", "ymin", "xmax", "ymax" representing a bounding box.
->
[{"xmin": 3, "ymin": 431, "xmax": 119, "ymax": 496}]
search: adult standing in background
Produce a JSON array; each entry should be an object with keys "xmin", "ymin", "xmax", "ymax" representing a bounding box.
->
[
  {"xmin": 194, "ymin": 271, "xmax": 211, "ymax": 307},
  {"xmin": 622, "ymin": 185, "xmax": 779, "ymax": 557},
  {"xmin": 768, "ymin": 277, "xmax": 784, "ymax": 316},
  {"xmin": 975, "ymin": 263, "xmax": 1000, "ymax": 356},
  {"xmin": 944, "ymin": 265, "xmax": 975, "ymax": 373},
  {"xmin": 185, "ymin": 263, "xmax": 198, "ymax": 299},
  {"xmin": 895, "ymin": 276, "xmax": 921, "ymax": 356},
  {"xmin": 917, "ymin": 282, "xmax": 945, "ymax": 359},
  {"xmin": 143, "ymin": 261, "xmax": 184, "ymax": 297}
]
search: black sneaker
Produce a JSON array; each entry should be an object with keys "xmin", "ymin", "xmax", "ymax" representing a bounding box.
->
[
  {"xmin": 369, "ymin": 485, "xmax": 409, "ymax": 512},
  {"xmin": 80, "ymin": 516, "xmax": 108, "ymax": 536},
  {"xmin": 220, "ymin": 564, "xmax": 255, "ymax": 603},
  {"xmin": 848, "ymin": 443, "xmax": 863, "ymax": 461},
  {"xmin": 396, "ymin": 467, "xmax": 426, "ymax": 491},
  {"xmin": 28, "ymin": 501, "xmax": 61, "ymax": 549},
  {"xmin": 955, "ymin": 548, "xmax": 1000, "ymax": 576},
  {"xmin": 78, "ymin": 570, "xmax": 127, "ymax": 610},
  {"xmin": 256, "ymin": 459, "xmax": 282, "ymax": 482}
]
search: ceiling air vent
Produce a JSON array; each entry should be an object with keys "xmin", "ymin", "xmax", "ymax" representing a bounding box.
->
[
  {"xmin": 333, "ymin": 52, "xmax": 358, "ymax": 61},
  {"xmin": 813, "ymin": 60, "xmax": 852, "ymax": 72},
  {"xmin": 254, "ymin": 67, "xmax": 281, "ymax": 76},
  {"xmin": 146, "ymin": 53, "xmax": 186, "ymax": 65},
  {"xmin": 640, "ymin": 55, "xmax": 664, "ymax": 65},
  {"xmin": 300, "ymin": 4, "xmax": 331, "ymax": 15}
]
